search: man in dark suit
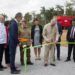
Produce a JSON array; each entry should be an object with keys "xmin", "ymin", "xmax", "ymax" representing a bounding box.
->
[
  {"xmin": 9, "ymin": 12, "xmax": 22, "ymax": 74},
  {"xmin": 65, "ymin": 18, "xmax": 75, "ymax": 62},
  {"xmin": 56, "ymin": 22, "xmax": 62, "ymax": 60}
]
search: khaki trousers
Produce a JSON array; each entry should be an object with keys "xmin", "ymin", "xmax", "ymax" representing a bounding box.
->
[{"xmin": 44, "ymin": 44, "xmax": 55, "ymax": 64}]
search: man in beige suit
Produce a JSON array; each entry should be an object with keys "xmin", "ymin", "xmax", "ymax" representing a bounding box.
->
[{"xmin": 43, "ymin": 17, "xmax": 59, "ymax": 67}]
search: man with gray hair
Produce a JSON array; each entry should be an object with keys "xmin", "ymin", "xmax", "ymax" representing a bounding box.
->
[
  {"xmin": 9, "ymin": 12, "xmax": 22, "ymax": 74},
  {"xmin": 0, "ymin": 15, "xmax": 7, "ymax": 71},
  {"xmin": 43, "ymin": 17, "xmax": 59, "ymax": 67}
]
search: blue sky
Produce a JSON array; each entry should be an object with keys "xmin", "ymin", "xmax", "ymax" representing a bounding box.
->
[{"xmin": 0, "ymin": 0, "xmax": 70, "ymax": 18}]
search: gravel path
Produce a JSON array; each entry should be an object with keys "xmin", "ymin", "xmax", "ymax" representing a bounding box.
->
[{"xmin": 0, "ymin": 46, "xmax": 75, "ymax": 75}]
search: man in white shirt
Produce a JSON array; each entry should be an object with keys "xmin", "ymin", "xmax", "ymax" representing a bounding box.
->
[{"xmin": 0, "ymin": 15, "xmax": 7, "ymax": 71}]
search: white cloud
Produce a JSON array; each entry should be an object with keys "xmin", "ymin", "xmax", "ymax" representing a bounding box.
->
[{"xmin": 0, "ymin": 0, "xmax": 66, "ymax": 19}]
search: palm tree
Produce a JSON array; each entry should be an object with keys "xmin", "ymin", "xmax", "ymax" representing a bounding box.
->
[{"xmin": 55, "ymin": 5, "xmax": 64, "ymax": 15}]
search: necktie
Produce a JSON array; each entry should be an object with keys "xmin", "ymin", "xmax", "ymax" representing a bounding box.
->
[
  {"xmin": 70, "ymin": 27, "xmax": 74, "ymax": 38},
  {"xmin": 73, "ymin": 27, "xmax": 75, "ymax": 39}
]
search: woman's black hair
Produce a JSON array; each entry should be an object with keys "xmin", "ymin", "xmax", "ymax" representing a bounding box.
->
[
  {"xmin": 33, "ymin": 18, "xmax": 39, "ymax": 22},
  {"xmin": 4, "ymin": 20, "xmax": 10, "ymax": 26}
]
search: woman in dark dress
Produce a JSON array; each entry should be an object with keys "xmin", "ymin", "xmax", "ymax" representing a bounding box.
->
[
  {"xmin": 4, "ymin": 21, "xmax": 10, "ymax": 67},
  {"xmin": 31, "ymin": 18, "xmax": 43, "ymax": 60}
]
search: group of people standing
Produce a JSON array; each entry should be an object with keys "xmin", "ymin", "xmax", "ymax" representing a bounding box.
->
[{"xmin": 0, "ymin": 12, "xmax": 75, "ymax": 74}]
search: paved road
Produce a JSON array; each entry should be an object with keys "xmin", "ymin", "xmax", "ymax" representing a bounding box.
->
[{"xmin": 0, "ymin": 46, "xmax": 75, "ymax": 75}]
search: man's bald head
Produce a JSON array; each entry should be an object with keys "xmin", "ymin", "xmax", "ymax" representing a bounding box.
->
[{"xmin": 0, "ymin": 15, "xmax": 5, "ymax": 23}]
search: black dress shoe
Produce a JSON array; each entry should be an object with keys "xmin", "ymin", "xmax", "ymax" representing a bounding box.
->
[
  {"xmin": 27, "ymin": 62, "xmax": 34, "ymax": 65},
  {"xmin": 21, "ymin": 63, "xmax": 25, "ymax": 66},
  {"xmin": 0, "ymin": 65, "xmax": 7, "ymax": 71},
  {"xmin": 21, "ymin": 62, "xmax": 25, "ymax": 66},
  {"xmin": 44, "ymin": 64, "xmax": 48, "ymax": 67},
  {"xmin": 57, "ymin": 58, "xmax": 61, "ymax": 61},
  {"xmin": 0, "ymin": 67, "xmax": 4, "ymax": 71},
  {"xmin": 65, "ymin": 59, "xmax": 71, "ymax": 62},
  {"xmin": 11, "ymin": 70, "xmax": 21, "ymax": 74},
  {"xmin": 50, "ymin": 64, "xmax": 56, "ymax": 66}
]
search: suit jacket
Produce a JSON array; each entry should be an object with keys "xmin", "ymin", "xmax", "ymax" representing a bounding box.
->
[
  {"xmin": 57, "ymin": 22, "xmax": 62, "ymax": 35},
  {"xmin": 43, "ymin": 23, "xmax": 59, "ymax": 43},
  {"xmin": 67, "ymin": 25, "xmax": 75, "ymax": 41},
  {"xmin": 57, "ymin": 22, "xmax": 62, "ymax": 42},
  {"xmin": 9, "ymin": 19, "xmax": 19, "ymax": 46},
  {"xmin": 31, "ymin": 25, "xmax": 43, "ymax": 45}
]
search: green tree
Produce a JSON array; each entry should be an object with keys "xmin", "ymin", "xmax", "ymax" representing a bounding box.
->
[
  {"xmin": 40, "ymin": 7, "xmax": 46, "ymax": 24},
  {"xmin": 24, "ymin": 12, "xmax": 32, "ymax": 22},
  {"xmin": 66, "ymin": 3, "xmax": 73, "ymax": 16},
  {"xmin": 55, "ymin": 5, "xmax": 64, "ymax": 15},
  {"xmin": 40, "ymin": 7, "xmax": 55, "ymax": 24}
]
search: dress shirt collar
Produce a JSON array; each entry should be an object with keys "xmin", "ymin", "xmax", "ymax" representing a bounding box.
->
[{"xmin": 14, "ymin": 19, "xmax": 18, "ymax": 23}]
